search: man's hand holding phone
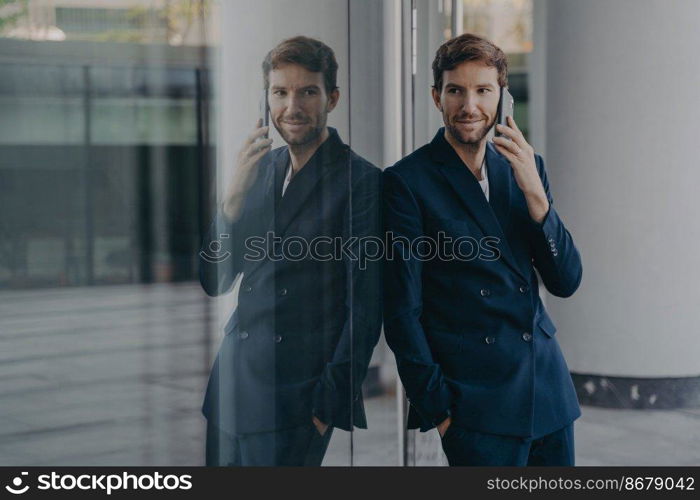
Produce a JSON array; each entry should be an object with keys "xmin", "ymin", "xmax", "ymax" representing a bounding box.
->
[
  {"xmin": 492, "ymin": 116, "xmax": 549, "ymax": 224},
  {"xmin": 222, "ymin": 119, "xmax": 273, "ymax": 221}
]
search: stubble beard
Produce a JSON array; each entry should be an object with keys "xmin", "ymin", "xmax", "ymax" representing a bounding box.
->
[
  {"xmin": 275, "ymin": 113, "xmax": 327, "ymax": 148},
  {"xmin": 445, "ymin": 113, "xmax": 497, "ymax": 152}
]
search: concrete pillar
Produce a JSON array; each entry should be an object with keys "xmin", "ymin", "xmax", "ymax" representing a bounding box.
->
[{"xmin": 541, "ymin": 0, "xmax": 700, "ymax": 408}]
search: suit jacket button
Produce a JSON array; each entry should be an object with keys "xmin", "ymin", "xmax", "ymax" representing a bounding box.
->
[
  {"xmin": 521, "ymin": 332, "xmax": 532, "ymax": 342},
  {"xmin": 484, "ymin": 336, "xmax": 496, "ymax": 344},
  {"xmin": 480, "ymin": 288, "xmax": 491, "ymax": 297},
  {"xmin": 519, "ymin": 285, "xmax": 528, "ymax": 293},
  {"xmin": 274, "ymin": 334, "xmax": 282, "ymax": 343},
  {"xmin": 279, "ymin": 288, "xmax": 288, "ymax": 296},
  {"xmin": 239, "ymin": 331, "xmax": 249, "ymax": 340}
]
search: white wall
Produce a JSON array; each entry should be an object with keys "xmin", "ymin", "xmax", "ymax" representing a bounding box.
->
[{"xmin": 543, "ymin": 0, "xmax": 700, "ymax": 377}]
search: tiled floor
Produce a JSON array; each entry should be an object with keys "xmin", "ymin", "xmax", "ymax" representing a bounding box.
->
[{"xmin": 1, "ymin": 284, "xmax": 698, "ymax": 466}]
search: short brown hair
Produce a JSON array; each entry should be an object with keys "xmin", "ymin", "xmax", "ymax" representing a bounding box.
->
[
  {"xmin": 262, "ymin": 36, "xmax": 338, "ymax": 94},
  {"xmin": 432, "ymin": 33, "xmax": 508, "ymax": 91}
]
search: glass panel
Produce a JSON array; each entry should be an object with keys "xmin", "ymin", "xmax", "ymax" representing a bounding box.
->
[
  {"xmin": 461, "ymin": 0, "xmax": 533, "ymax": 141},
  {"xmin": 0, "ymin": 0, "xmax": 217, "ymax": 466},
  {"xmin": 402, "ymin": 0, "xmax": 453, "ymax": 466},
  {"xmin": 200, "ymin": 0, "xmax": 379, "ymax": 466},
  {"xmin": 346, "ymin": 0, "xmax": 399, "ymax": 466},
  {"xmin": 90, "ymin": 66, "xmax": 198, "ymax": 145},
  {"xmin": 400, "ymin": 0, "xmax": 535, "ymax": 466},
  {"xmin": 0, "ymin": 63, "xmax": 85, "ymax": 145}
]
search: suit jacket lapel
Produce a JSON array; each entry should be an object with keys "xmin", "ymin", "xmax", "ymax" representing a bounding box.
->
[
  {"xmin": 240, "ymin": 148, "xmax": 289, "ymax": 278},
  {"xmin": 273, "ymin": 128, "xmax": 345, "ymax": 236},
  {"xmin": 432, "ymin": 129, "xmax": 527, "ymax": 281},
  {"xmin": 244, "ymin": 130, "xmax": 345, "ymax": 278},
  {"xmin": 272, "ymin": 149, "xmax": 288, "ymax": 208},
  {"xmin": 485, "ymin": 141, "xmax": 512, "ymax": 236},
  {"xmin": 255, "ymin": 147, "xmax": 288, "ymax": 230}
]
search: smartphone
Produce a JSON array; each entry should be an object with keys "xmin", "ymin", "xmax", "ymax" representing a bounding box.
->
[
  {"xmin": 495, "ymin": 87, "xmax": 514, "ymax": 138},
  {"xmin": 259, "ymin": 90, "xmax": 270, "ymax": 138}
]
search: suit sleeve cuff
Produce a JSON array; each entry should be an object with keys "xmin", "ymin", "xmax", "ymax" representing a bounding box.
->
[{"xmin": 528, "ymin": 203, "xmax": 553, "ymax": 231}]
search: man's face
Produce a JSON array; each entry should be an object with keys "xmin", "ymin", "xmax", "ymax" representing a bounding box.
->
[
  {"xmin": 432, "ymin": 60, "xmax": 500, "ymax": 146},
  {"xmin": 268, "ymin": 64, "xmax": 338, "ymax": 147}
]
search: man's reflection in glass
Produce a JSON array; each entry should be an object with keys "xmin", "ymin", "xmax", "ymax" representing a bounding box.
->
[{"xmin": 199, "ymin": 36, "xmax": 382, "ymax": 466}]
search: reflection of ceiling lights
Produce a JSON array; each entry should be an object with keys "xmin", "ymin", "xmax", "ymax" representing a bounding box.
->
[{"xmin": 7, "ymin": 25, "xmax": 66, "ymax": 41}]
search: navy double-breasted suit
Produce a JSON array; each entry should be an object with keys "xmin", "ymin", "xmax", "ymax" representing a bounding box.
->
[
  {"xmin": 200, "ymin": 128, "xmax": 382, "ymax": 435},
  {"xmin": 383, "ymin": 128, "xmax": 582, "ymax": 439}
]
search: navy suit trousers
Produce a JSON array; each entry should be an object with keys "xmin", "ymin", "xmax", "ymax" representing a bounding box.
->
[
  {"xmin": 205, "ymin": 422, "xmax": 333, "ymax": 466},
  {"xmin": 440, "ymin": 423, "xmax": 575, "ymax": 466}
]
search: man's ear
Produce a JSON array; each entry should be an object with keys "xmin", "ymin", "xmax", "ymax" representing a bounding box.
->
[
  {"xmin": 327, "ymin": 88, "xmax": 340, "ymax": 112},
  {"xmin": 431, "ymin": 86, "xmax": 442, "ymax": 112}
]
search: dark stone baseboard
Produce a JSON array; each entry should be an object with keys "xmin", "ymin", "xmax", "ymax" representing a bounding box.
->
[{"xmin": 572, "ymin": 372, "xmax": 700, "ymax": 409}]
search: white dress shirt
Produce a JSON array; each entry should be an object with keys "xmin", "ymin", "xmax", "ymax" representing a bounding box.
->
[
  {"xmin": 281, "ymin": 160, "xmax": 293, "ymax": 197},
  {"xmin": 477, "ymin": 158, "xmax": 489, "ymax": 202}
]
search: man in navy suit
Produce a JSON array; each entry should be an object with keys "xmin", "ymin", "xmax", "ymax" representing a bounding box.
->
[
  {"xmin": 199, "ymin": 36, "xmax": 382, "ymax": 466},
  {"xmin": 383, "ymin": 33, "xmax": 582, "ymax": 466}
]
